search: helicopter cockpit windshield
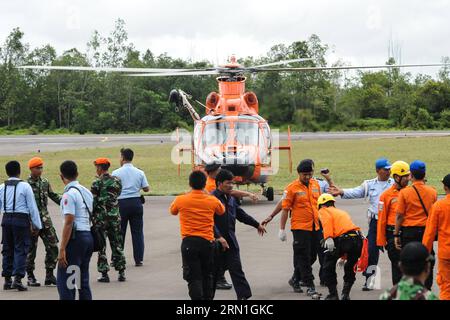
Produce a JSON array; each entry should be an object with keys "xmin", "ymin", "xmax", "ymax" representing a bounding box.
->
[{"xmin": 196, "ymin": 115, "xmax": 270, "ymax": 166}]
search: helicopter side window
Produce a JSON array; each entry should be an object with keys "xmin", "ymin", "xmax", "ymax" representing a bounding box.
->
[{"xmin": 259, "ymin": 124, "xmax": 271, "ymax": 165}]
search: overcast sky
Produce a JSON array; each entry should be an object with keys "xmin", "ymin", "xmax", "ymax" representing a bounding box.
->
[{"xmin": 1, "ymin": 0, "xmax": 449, "ymax": 75}]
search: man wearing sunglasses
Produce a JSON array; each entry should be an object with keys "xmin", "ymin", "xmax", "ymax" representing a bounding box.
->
[{"xmin": 26, "ymin": 157, "xmax": 61, "ymax": 287}]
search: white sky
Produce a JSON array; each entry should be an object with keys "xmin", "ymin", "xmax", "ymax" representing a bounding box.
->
[{"xmin": 1, "ymin": 0, "xmax": 449, "ymax": 75}]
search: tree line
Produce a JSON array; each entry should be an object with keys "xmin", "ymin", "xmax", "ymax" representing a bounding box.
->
[{"xmin": 0, "ymin": 18, "xmax": 449, "ymax": 134}]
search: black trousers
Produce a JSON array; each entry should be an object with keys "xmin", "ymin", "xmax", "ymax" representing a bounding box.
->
[
  {"xmin": 323, "ymin": 234, "xmax": 363, "ymax": 287},
  {"xmin": 401, "ymin": 226, "xmax": 435, "ymax": 290},
  {"xmin": 291, "ymin": 229, "xmax": 325, "ymax": 283},
  {"xmin": 385, "ymin": 228, "xmax": 402, "ymax": 285},
  {"xmin": 119, "ymin": 198, "xmax": 144, "ymax": 264},
  {"xmin": 181, "ymin": 237, "xmax": 215, "ymax": 300},
  {"xmin": 215, "ymin": 245, "xmax": 252, "ymax": 300},
  {"xmin": 292, "ymin": 229, "xmax": 323, "ymax": 287}
]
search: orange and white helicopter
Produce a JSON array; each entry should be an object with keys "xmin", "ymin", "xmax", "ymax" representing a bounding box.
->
[{"xmin": 20, "ymin": 56, "xmax": 448, "ymax": 200}]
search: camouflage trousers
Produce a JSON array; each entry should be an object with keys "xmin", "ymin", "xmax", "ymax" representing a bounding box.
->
[
  {"xmin": 97, "ymin": 216, "xmax": 126, "ymax": 273},
  {"xmin": 26, "ymin": 216, "xmax": 59, "ymax": 273}
]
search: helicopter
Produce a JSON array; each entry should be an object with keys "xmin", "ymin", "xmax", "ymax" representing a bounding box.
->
[{"xmin": 19, "ymin": 56, "xmax": 449, "ymax": 201}]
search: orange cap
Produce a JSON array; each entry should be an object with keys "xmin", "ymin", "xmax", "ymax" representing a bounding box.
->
[
  {"xmin": 28, "ymin": 157, "xmax": 44, "ymax": 169},
  {"xmin": 94, "ymin": 157, "xmax": 111, "ymax": 165}
]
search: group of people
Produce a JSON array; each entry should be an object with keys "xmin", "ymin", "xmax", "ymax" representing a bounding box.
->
[
  {"xmin": 172, "ymin": 158, "xmax": 450, "ymax": 300},
  {"xmin": 1, "ymin": 148, "xmax": 149, "ymax": 300},
  {"xmin": 2, "ymin": 147, "xmax": 449, "ymax": 301}
]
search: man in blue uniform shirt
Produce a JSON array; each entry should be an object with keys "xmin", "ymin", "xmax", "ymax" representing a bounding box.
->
[
  {"xmin": 1, "ymin": 160, "xmax": 42, "ymax": 291},
  {"xmin": 57, "ymin": 160, "xmax": 94, "ymax": 300},
  {"xmin": 112, "ymin": 148, "xmax": 149, "ymax": 266},
  {"xmin": 329, "ymin": 158, "xmax": 394, "ymax": 291}
]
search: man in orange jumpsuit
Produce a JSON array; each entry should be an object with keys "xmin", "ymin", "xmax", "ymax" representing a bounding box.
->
[
  {"xmin": 423, "ymin": 174, "xmax": 450, "ymax": 300},
  {"xmin": 280, "ymin": 159, "xmax": 322, "ymax": 297},
  {"xmin": 169, "ymin": 170, "xmax": 225, "ymax": 300},
  {"xmin": 377, "ymin": 161, "xmax": 410, "ymax": 285},
  {"xmin": 318, "ymin": 193, "xmax": 363, "ymax": 300},
  {"xmin": 394, "ymin": 160, "xmax": 437, "ymax": 289}
]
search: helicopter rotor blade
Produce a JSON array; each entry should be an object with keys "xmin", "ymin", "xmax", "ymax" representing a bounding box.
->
[
  {"xmin": 251, "ymin": 63, "xmax": 450, "ymax": 72},
  {"xmin": 248, "ymin": 58, "xmax": 314, "ymax": 69},
  {"xmin": 126, "ymin": 70, "xmax": 220, "ymax": 77},
  {"xmin": 18, "ymin": 65, "xmax": 196, "ymax": 73}
]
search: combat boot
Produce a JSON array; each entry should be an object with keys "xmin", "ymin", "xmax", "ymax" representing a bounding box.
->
[
  {"xmin": 98, "ymin": 272, "xmax": 110, "ymax": 283},
  {"xmin": 11, "ymin": 276, "xmax": 28, "ymax": 291},
  {"xmin": 306, "ymin": 285, "xmax": 321, "ymax": 298},
  {"xmin": 118, "ymin": 270, "xmax": 126, "ymax": 282},
  {"xmin": 341, "ymin": 282, "xmax": 353, "ymax": 300},
  {"xmin": 3, "ymin": 277, "xmax": 13, "ymax": 290},
  {"xmin": 27, "ymin": 271, "xmax": 41, "ymax": 287},
  {"xmin": 44, "ymin": 270, "xmax": 57, "ymax": 286},
  {"xmin": 288, "ymin": 277, "xmax": 303, "ymax": 293},
  {"xmin": 325, "ymin": 285, "xmax": 339, "ymax": 300},
  {"xmin": 216, "ymin": 275, "xmax": 232, "ymax": 290}
]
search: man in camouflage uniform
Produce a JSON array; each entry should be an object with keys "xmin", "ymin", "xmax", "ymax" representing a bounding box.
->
[
  {"xmin": 26, "ymin": 157, "xmax": 61, "ymax": 287},
  {"xmin": 380, "ymin": 242, "xmax": 438, "ymax": 300},
  {"xmin": 91, "ymin": 158, "xmax": 126, "ymax": 282}
]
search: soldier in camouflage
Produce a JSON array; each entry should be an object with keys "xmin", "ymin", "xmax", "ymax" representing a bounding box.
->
[
  {"xmin": 380, "ymin": 242, "xmax": 438, "ymax": 300},
  {"xmin": 26, "ymin": 157, "xmax": 61, "ymax": 287},
  {"xmin": 91, "ymin": 158, "xmax": 126, "ymax": 282}
]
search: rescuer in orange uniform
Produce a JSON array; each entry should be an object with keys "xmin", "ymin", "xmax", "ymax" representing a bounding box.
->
[
  {"xmin": 279, "ymin": 159, "xmax": 322, "ymax": 297},
  {"xmin": 394, "ymin": 160, "xmax": 437, "ymax": 289},
  {"xmin": 423, "ymin": 174, "xmax": 450, "ymax": 300},
  {"xmin": 377, "ymin": 161, "xmax": 410, "ymax": 285},
  {"xmin": 169, "ymin": 170, "xmax": 225, "ymax": 300},
  {"xmin": 318, "ymin": 193, "xmax": 363, "ymax": 300}
]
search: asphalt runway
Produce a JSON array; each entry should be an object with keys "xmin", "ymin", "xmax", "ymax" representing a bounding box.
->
[
  {"xmin": 1, "ymin": 131, "xmax": 449, "ymax": 156},
  {"xmin": 0, "ymin": 196, "xmax": 440, "ymax": 300}
]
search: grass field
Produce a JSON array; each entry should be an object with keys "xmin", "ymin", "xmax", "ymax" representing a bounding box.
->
[{"xmin": 0, "ymin": 136, "xmax": 449, "ymax": 195}]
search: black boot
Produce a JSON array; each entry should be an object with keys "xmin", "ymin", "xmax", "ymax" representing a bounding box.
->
[
  {"xmin": 3, "ymin": 277, "xmax": 13, "ymax": 290},
  {"xmin": 44, "ymin": 270, "xmax": 57, "ymax": 286},
  {"xmin": 216, "ymin": 275, "xmax": 232, "ymax": 290},
  {"xmin": 341, "ymin": 282, "xmax": 353, "ymax": 300},
  {"xmin": 307, "ymin": 285, "xmax": 322, "ymax": 300},
  {"xmin": 97, "ymin": 272, "xmax": 110, "ymax": 283},
  {"xmin": 325, "ymin": 285, "xmax": 339, "ymax": 300},
  {"xmin": 118, "ymin": 270, "xmax": 126, "ymax": 282},
  {"xmin": 27, "ymin": 271, "xmax": 41, "ymax": 287},
  {"xmin": 288, "ymin": 277, "xmax": 303, "ymax": 293},
  {"xmin": 11, "ymin": 276, "xmax": 28, "ymax": 291}
]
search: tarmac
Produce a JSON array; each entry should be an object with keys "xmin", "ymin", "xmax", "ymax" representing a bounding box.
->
[{"xmin": 0, "ymin": 195, "xmax": 440, "ymax": 300}]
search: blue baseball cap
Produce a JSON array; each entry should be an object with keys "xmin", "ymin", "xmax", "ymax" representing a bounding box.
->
[
  {"xmin": 410, "ymin": 160, "xmax": 426, "ymax": 173},
  {"xmin": 375, "ymin": 158, "xmax": 391, "ymax": 170}
]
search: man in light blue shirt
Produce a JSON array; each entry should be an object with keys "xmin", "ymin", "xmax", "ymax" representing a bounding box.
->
[
  {"xmin": 112, "ymin": 148, "xmax": 149, "ymax": 266},
  {"xmin": 329, "ymin": 158, "xmax": 394, "ymax": 291},
  {"xmin": 1, "ymin": 161, "xmax": 42, "ymax": 291},
  {"xmin": 56, "ymin": 160, "xmax": 94, "ymax": 300}
]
